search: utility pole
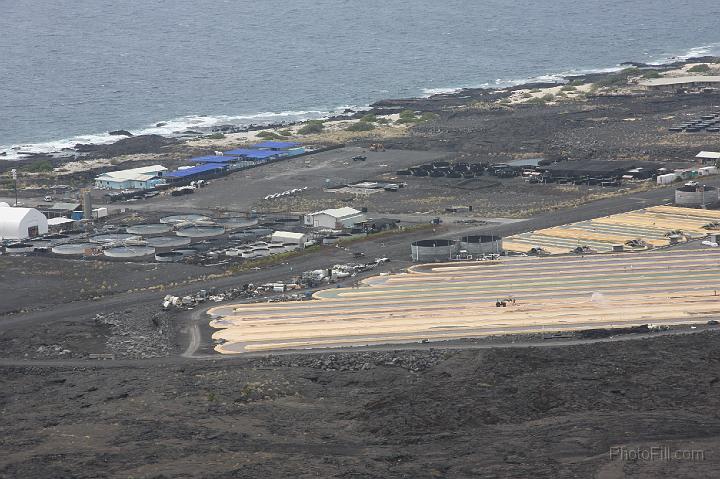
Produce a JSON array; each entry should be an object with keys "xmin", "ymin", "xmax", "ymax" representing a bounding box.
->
[{"xmin": 11, "ymin": 168, "xmax": 17, "ymax": 206}]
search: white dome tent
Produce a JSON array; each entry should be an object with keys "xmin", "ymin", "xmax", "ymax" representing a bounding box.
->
[{"xmin": 0, "ymin": 204, "xmax": 48, "ymax": 240}]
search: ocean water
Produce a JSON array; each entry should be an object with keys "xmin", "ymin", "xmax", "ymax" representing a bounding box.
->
[{"xmin": 1, "ymin": 0, "xmax": 720, "ymax": 159}]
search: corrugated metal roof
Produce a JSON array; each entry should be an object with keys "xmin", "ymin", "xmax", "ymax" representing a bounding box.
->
[
  {"xmin": 96, "ymin": 165, "xmax": 166, "ymax": 181},
  {"xmin": 697, "ymin": 151, "xmax": 720, "ymax": 159},
  {"xmin": 165, "ymin": 163, "xmax": 226, "ymax": 178},
  {"xmin": 252, "ymin": 141, "xmax": 300, "ymax": 149},
  {"xmin": 309, "ymin": 207, "xmax": 363, "ymax": 218},
  {"xmin": 192, "ymin": 155, "xmax": 238, "ymax": 163},
  {"xmin": 47, "ymin": 217, "xmax": 75, "ymax": 225},
  {"xmin": 224, "ymin": 149, "xmax": 286, "ymax": 159}
]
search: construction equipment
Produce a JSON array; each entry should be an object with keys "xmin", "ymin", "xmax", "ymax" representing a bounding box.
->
[{"xmin": 495, "ymin": 296, "xmax": 516, "ymax": 307}]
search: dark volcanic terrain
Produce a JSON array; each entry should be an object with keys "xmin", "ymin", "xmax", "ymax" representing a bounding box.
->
[{"xmin": 3, "ymin": 332, "xmax": 720, "ymax": 478}]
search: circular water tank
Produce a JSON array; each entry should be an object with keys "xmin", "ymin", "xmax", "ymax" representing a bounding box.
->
[
  {"xmin": 459, "ymin": 235, "xmax": 503, "ymax": 255},
  {"xmin": 675, "ymin": 184, "xmax": 718, "ymax": 207},
  {"xmin": 215, "ymin": 217, "xmax": 258, "ymax": 230},
  {"xmin": 145, "ymin": 236, "xmax": 192, "ymax": 249},
  {"xmin": 160, "ymin": 214, "xmax": 211, "ymax": 224},
  {"xmin": 268, "ymin": 244, "xmax": 285, "ymax": 254},
  {"xmin": 43, "ymin": 234, "xmax": 68, "ymax": 240},
  {"xmin": 174, "ymin": 248, "xmax": 198, "ymax": 257},
  {"xmin": 104, "ymin": 246, "xmax": 156, "ymax": 258},
  {"xmin": 283, "ymin": 242, "xmax": 299, "ymax": 251},
  {"xmin": 411, "ymin": 239, "xmax": 456, "ymax": 262},
  {"xmin": 90, "ymin": 233, "xmax": 140, "ymax": 244},
  {"xmin": 248, "ymin": 227, "xmax": 273, "ymax": 237},
  {"xmin": 155, "ymin": 251, "xmax": 183, "ymax": 262},
  {"xmin": 229, "ymin": 232, "xmax": 257, "ymax": 242},
  {"xmin": 175, "ymin": 225, "xmax": 226, "ymax": 238},
  {"xmin": 6, "ymin": 243, "xmax": 34, "ymax": 254},
  {"xmin": 126, "ymin": 224, "xmax": 171, "ymax": 236},
  {"xmin": 52, "ymin": 243, "xmax": 96, "ymax": 255}
]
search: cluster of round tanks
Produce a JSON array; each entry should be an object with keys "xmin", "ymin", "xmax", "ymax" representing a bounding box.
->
[
  {"xmin": 411, "ymin": 239, "xmax": 456, "ymax": 262},
  {"xmin": 459, "ymin": 235, "xmax": 503, "ymax": 255},
  {"xmin": 411, "ymin": 236, "xmax": 503, "ymax": 262},
  {"xmin": 103, "ymin": 246, "xmax": 156, "ymax": 258}
]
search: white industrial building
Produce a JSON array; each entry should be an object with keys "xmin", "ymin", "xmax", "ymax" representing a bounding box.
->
[
  {"xmin": 0, "ymin": 204, "xmax": 49, "ymax": 240},
  {"xmin": 271, "ymin": 231, "xmax": 308, "ymax": 246},
  {"xmin": 304, "ymin": 207, "xmax": 366, "ymax": 229},
  {"xmin": 697, "ymin": 151, "xmax": 720, "ymax": 164},
  {"xmin": 94, "ymin": 165, "xmax": 167, "ymax": 190}
]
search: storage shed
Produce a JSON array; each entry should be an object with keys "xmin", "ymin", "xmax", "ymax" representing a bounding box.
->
[
  {"xmin": 304, "ymin": 207, "xmax": 366, "ymax": 229},
  {"xmin": 271, "ymin": 231, "xmax": 307, "ymax": 246},
  {"xmin": 0, "ymin": 205, "xmax": 49, "ymax": 240},
  {"xmin": 94, "ymin": 165, "xmax": 167, "ymax": 190}
]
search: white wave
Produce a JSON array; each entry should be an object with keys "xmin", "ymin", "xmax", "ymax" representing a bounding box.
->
[
  {"xmin": 0, "ymin": 105, "xmax": 369, "ymax": 161},
  {"xmin": 421, "ymin": 87, "xmax": 464, "ymax": 97},
  {"xmin": 419, "ymin": 42, "xmax": 720, "ymax": 98},
  {"xmin": 647, "ymin": 42, "xmax": 720, "ymax": 65}
]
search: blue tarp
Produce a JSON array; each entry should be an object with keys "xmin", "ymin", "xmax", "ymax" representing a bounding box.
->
[
  {"xmin": 224, "ymin": 148, "xmax": 286, "ymax": 159},
  {"xmin": 191, "ymin": 155, "xmax": 238, "ymax": 164},
  {"xmin": 165, "ymin": 163, "xmax": 226, "ymax": 178},
  {"xmin": 252, "ymin": 141, "xmax": 300, "ymax": 149}
]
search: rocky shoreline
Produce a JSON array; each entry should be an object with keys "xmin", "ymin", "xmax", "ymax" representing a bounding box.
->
[{"xmin": 3, "ymin": 55, "xmax": 717, "ymax": 176}]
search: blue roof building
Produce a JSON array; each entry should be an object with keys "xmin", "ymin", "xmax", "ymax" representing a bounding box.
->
[
  {"xmin": 165, "ymin": 163, "xmax": 227, "ymax": 182},
  {"xmin": 190, "ymin": 155, "xmax": 238, "ymax": 164},
  {"xmin": 252, "ymin": 141, "xmax": 301, "ymax": 150},
  {"xmin": 224, "ymin": 149, "xmax": 287, "ymax": 160}
]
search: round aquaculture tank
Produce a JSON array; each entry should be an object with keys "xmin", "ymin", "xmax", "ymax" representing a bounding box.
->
[
  {"xmin": 103, "ymin": 246, "xmax": 156, "ymax": 258},
  {"xmin": 90, "ymin": 233, "xmax": 140, "ymax": 244},
  {"xmin": 411, "ymin": 239, "xmax": 456, "ymax": 262},
  {"xmin": 175, "ymin": 225, "xmax": 226, "ymax": 238},
  {"xmin": 229, "ymin": 232, "xmax": 257, "ymax": 242},
  {"xmin": 248, "ymin": 227, "xmax": 273, "ymax": 237},
  {"xmin": 160, "ymin": 214, "xmax": 211, "ymax": 224},
  {"xmin": 174, "ymin": 248, "xmax": 198, "ymax": 258},
  {"xmin": 126, "ymin": 224, "xmax": 172, "ymax": 236},
  {"xmin": 215, "ymin": 217, "xmax": 258, "ymax": 230},
  {"xmin": 155, "ymin": 251, "xmax": 183, "ymax": 262},
  {"xmin": 52, "ymin": 243, "xmax": 97, "ymax": 256},
  {"xmin": 43, "ymin": 233, "xmax": 68, "ymax": 240},
  {"xmin": 459, "ymin": 235, "xmax": 503, "ymax": 255},
  {"xmin": 6, "ymin": 243, "xmax": 34, "ymax": 254},
  {"xmin": 144, "ymin": 236, "xmax": 192, "ymax": 249},
  {"xmin": 675, "ymin": 184, "xmax": 718, "ymax": 207},
  {"xmin": 272, "ymin": 216, "xmax": 301, "ymax": 223},
  {"xmin": 268, "ymin": 244, "xmax": 285, "ymax": 254},
  {"xmin": 30, "ymin": 240, "xmax": 51, "ymax": 250}
]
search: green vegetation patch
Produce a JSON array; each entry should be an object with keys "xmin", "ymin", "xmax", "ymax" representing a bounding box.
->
[{"xmin": 297, "ymin": 120, "xmax": 325, "ymax": 135}]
